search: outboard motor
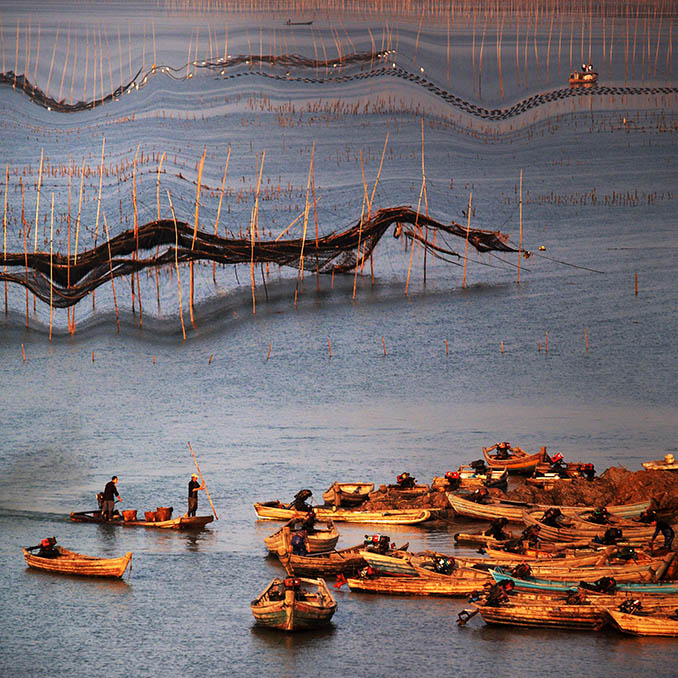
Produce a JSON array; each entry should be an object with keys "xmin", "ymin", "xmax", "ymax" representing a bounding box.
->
[{"xmin": 396, "ymin": 472, "xmax": 416, "ymax": 489}]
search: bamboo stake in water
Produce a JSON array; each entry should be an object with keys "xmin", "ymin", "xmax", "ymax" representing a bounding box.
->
[
  {"xmin": 3, "ymin": 163, "xmax": 7, "ymax": 313},
  {"xmin": 49, "ymin": 193, "xmax": 54, "ymax": 341},
  {"xmin": 190, "ymin": 146, "xmax": 207, "ymax": 325},
  {"xmin": 462, "ymin": 192, "xmax": 472, "ymax": 288},
  {"xmin": 167, "ymin": 190, "xmax": 186, "ymax": 341},
  {"xmin": 518, "ymin": 169, "xmax": 523, "ymax": 284},
  {"xmin": 584, "ymin": 327, "xmax": 589, "ymax": 352},
  {"xmin": 213, "ymin": 148, "xmax": 231, "ymax": 281},
  {"xmin": 188, "ymin": 442, "xmax": 218, "ymax": 519},
  {"xmin": 103, "ymin": 213, "xmax": 120, "ymax": 332}
]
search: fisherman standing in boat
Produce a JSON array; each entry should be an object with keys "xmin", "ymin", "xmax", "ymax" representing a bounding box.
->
[
  {"xmin": 101, "ymin": 476, "xmax": 122, "ymax": 521},
  {"xmin": 188, "ymin": 473, "xmax": 205, "ymax": 517}
]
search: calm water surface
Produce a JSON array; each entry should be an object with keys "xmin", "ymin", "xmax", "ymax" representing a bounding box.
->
[{"xmin": 1, "ymin": 2, "xmax": 678, "ymax": 676}]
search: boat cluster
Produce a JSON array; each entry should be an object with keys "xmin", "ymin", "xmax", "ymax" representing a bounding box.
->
[{"xmin": 252, "ymin": 445, "xmax": 678, "ymax": 635}]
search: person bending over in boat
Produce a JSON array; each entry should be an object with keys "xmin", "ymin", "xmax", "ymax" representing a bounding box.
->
[
  {"xmin": 101, "ymin": 476, "xmax": 122, "ymax": 521},
  {"xmin": 27, "ymin": 537, "xmax": 59, "ymax": 558},
  {"xmin": 292, "ymin": 489, "xmax": 313, "ymax": 512},
  {"xmin": 187, "ymin": 473, "xmax": 205, "ymax": 517},
  {"xmin": 485, "ymin": 517, "xmax": 510, "ymax": 541},
  {"xmin": 587, "ymin": 506, "xmax": 611, "ymax": 525},
  {"xmin": 647, "ymin": 510, "xmax": 675, "ymax": 551},
  {"xmin": 540, "ymin": 507, "xmax": 569, "ymax": 527},
  {"xmin": 470, "ymin": 487, "xmax": 491, "ymax": 504}
]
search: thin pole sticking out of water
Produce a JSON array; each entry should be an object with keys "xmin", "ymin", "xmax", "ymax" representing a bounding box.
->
[
  {"xmin": 190, "ymin": 146, "xmax": 207, "ymax": 325},
  {"xmin": 518, "ymin": 169, "xmax": 523, "ymax": 285},
  {"xmin": 167, "ymin": 190, "xmax": 186, "ymax": 341},
  {"xmin": 49, "ymin": 193, "xmax": 54, "ymax": 341},
  {"xmin": 103, "ymin": 213, "xmax": 120, "ymax": 333},
  {"xmin": 3, "ymin": 163, "xmax": 7, "ymax": 313},
  {"xmin": 213, "ymin": 147, "xmax": 231, "ymax": 281},
  {"xmin": 462, "ymin": 192, "xmax": 471, "ymax": 289}
]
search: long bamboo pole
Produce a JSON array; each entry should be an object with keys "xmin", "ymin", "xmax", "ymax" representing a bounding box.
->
[
  {"xmin": 49, "ymin": 193, "xmax": 54, "ymax": 341},
  {"xmin": 103, "ymin": 213, "xmax": 120, "ymax": 332},
  {"xmin": 3, "ymin": 164, "xmax": 7, "ymax": 313},
  {"xmin": 188, "ymin": 442, "xmax": 218, "ymax": 519}
]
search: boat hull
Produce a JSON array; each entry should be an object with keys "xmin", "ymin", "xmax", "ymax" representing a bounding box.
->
[
  {"xmin": 254, "ymin": 502, "xmax": 434, "ymax": 524},
  {"xmin": 605, "ymin": 608, "xmax": 678, "ymax": 636},
  {"xmin": 264, "ymin": 522, "xmax": 339, "ymax": 556},
  {"xmin": 70, "ymin": 511, "xmax": 213, "ymax": 529},
  {"xmin": 23, "ymin": 548, "xmax": 132, "ymax": 578}
]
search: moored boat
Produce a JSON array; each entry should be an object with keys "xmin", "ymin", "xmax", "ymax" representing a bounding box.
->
[
  {"xmin": 23, "ymin": 546, "xmax": 132, "ymax": 578},
  {"xmin": 490, "ymin": 560, "xmax": 678, "ymax": 593},
  {"xmin": 605, "ymin": 607, "xmax": 678, "ymax": 636},
  {"xmin": 346, "ymin": 572, "xmax": 488, "ymax": 596},
  {"xmin": 569, "ymin": 69, "xmax": 598, "ymax": 85},
  {"xmin": 264, "ymin": 520, "xmax": 339, "ymax": 556},
  {"xmin": 321, "ymin": 482, "xmax": 374, "ymax": 507},
  {"xmin": 447, "ymin": 494, "xmax": 650, "ymax": 523},
  {"xmin": 642, "ymin": 453, "xmax": 678, "ymax": 471},
  {"xmin": 477, "ymin": 600, "xmax": 606, "ymax": 631},
  {"xmin": 482, "ymin": 443, "xmax": 547, "ymax": 474},
  {"xmin": 279, "ymin": 545, "xmax": 367, "ymax": 578},
  {"xmin": 70, "ymin": 510, "xmax": 213, "ymax": 529},
  {"xmin": 250, "ymin": 576, "xmax": 336, "ymax": 631},
  {"xmin": 254, "ymin": 502, "xmax": 435, "ymax": 524}
]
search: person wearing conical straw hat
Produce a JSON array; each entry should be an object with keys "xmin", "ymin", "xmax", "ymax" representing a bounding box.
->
[{"xmin": 187, "ymin": 473, "xmax": 205, "ymax": 517}]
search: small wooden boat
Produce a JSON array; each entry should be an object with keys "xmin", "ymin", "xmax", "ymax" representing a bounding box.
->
[
  {"xmin": 457, "ymin": 465, "xmax": 509, "ymax": 490},
  {"xmin": 454, "ymin": 532, "xmax": 513, "ymax": 548},
  {"xmin": 482, "ymin": 444, "xmax": 547, "ymax": 474},
  {"xmin": 642, "ymin": 454, "xmax": 678, "ymax": 471},
  {"xmin": 446, "ymin": 494, "xmax": 650, "ymax": 523},
  {"xmin": 521, "ymin": 509, "xmax": 665, "ymax": 543},
  {"xmin": 250, "ymin": 577, "xmax": 336, "ymax": 631},
  {"xmin": 285, "ymin": 19, "xmax": 313, "ymax": 26},
  {"xmin": 321, "ymin": 482, "xmax": 374, "ymax": 507},
  {"xmin": 70, "ymin": 510, "xmax": 213, "ymax": 529},
  {"xmin": 264, "ymin": 520, "xmax": 339, "ymax": 556},
  {"xmin": 23, "ymin": 546, "xmax": 132, "ymax": 578},
  {"xmin": 477, "ymin": 600, "xmax": 606, "ymax": 631},
  {"xmin": 526, "ymin": 473, "xmax": 575, "ymax": 489},
  {"xmin": 254, "ymin": 502, "xmax": 435, "ymax": 524},
  {"xmin": 346, "ymin": 572, "xmax": 488, "ymax": 596},
  {"xmin": 490, "ymin": 559, "xmax": 678, "ymax": 592},
  {"xmin": 279, "ymin": 545, "xmax": 367, "ymax": 578},
  {"xmin": 605, "ymin": 608, "xmax": 678, "ymax": 636},
  {"xmin": 569, "ymin": 69, "xmax": 598, "ymax": 85}
]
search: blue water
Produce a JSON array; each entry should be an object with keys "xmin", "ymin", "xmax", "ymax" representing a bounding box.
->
[{"xmin": 1, "ymin": 2, "xmax": 678, "ymax": 677}]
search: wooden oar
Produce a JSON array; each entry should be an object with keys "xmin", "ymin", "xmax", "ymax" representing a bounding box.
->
[{"xmin": 188, "ymin": 442, "xmax": 218, "ymax": 520}]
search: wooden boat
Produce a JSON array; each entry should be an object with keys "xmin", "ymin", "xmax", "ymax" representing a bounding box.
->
[
  {"xmin": 23, "ymin": 546, "xmax": 132, "ymax": 578},
  {"xmin": 264, "ymin": 520, "xmax": 339, "ymax": 556},
  {"xmin": 250, "ymin": 577, "xmax": 336, "ymax": 631},
  {"xmin": 254, "ymin": 502, "xmax": 435, "ymax": 524},
  {"xmin": 446, "ymin": 494, "xmax": 650, "ymax": 523},
  {"xmin": 279, "ymin": 545, "xmax": 367, "ymax": 577},
  {"xmin": 605, "ymin": 608, "xmax": 678, "ymax": 636},
  {"xmin": 490, "ymin": 560, "xmax": 678, "ymax": 593},
  {"xmin": 285, "ymin": 19, "xmax": 313, "ymax": 26},
  {"xmin": 521, "ymin": 509, "xmax": 664, "ymax": 543},
  {"xmin": 346, "ymin": 572, "xmax": 489, "ymax": 596},
  {"xmin": 569, "ymin": 70, "xmax": 598, "ymax": 85},
  {"xmin": 70, "ymin": 510, "xmax": 213, "ymax": 529},
  {"xmin": 457, "ymin": 465, "xmax": 509, "ymax": 490},
  {"xmin": 526, "ymin": 473, "xmax": 575, "ymax": 489},
  {"xmin": 360, "ymin": 550, "xmax": 492, "ymax": 584},
  {"xmin": 454, "ymin": 532, "xmax": 512, "ymax": 548},
  {"xmin": 482, "ymin": 444, "xmax": 547, "ymax": 474},
  {"xmin": 642, "ymin": 454, "xmax": 678, "ymax": 471},
  {"xmin": 477, "ymin": 600, "xmax": 606, "ymax": 631},
  {"xmin": 321, "ymin": 482, "xmax": 373, "ymax": 507}
]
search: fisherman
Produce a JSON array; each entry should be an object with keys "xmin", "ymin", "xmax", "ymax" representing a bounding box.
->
[
  {"xmin": 27, "ymin": 537, "xmax": 59, "ymax": 558},
  {"xmin": 292, "ymin": 489, "xmax": 313, "ymax": 512},
  {"xmin": 520, "ymin": 524, "xmax": 541, "ymax": 546},
  {"xmin": 647, "ymin": 510, "xmax": 675, "ymax": 551},
  {"xmin": 187, "ymin": 473, "xmax": 205, "ymax": 517},
  {"xmin": 495, "ymin": 442, "xmax": 512, "ymax": 460},
  {"xmin": 485, "ymin": 517, "xmax": 510, "ymax": 541},
  {"xmin": 541, "ymin": 507, "xmax": 564, "ymax": 527},
  {"xmin": 101, "ymin": 476, "xmax": 122, "ymax": 521}
]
